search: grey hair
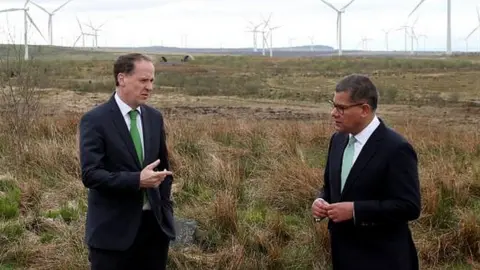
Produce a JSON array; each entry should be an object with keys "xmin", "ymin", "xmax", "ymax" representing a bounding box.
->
[{"xmin": 335, "ymin": 74, "xmax": 378, "ymax": 111}]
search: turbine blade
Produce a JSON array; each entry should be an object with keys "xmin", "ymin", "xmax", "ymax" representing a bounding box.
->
[
  {"xmin": 53, "ymin": 0, "xmax": 74, "ymax": 13},
  {"xmin": 320, "ymin": 0, "xmax": 339, "ymax": 12},
  {"xmin": 477, "ymin": 6, "xmax": 480, "ymax": 22},
  {"xmin": 408, "ymin": 0, "xmax": 426, "ymax": 17},
  {"xmin": 0, "ymin": 8, "xmax": 24, "ymax": 13},
  {"xmin": 27, "ymin": 12, "xmax": 47, "ymax": 42},
  {"xmin": 412, "ymin": 16, "xmax": 419, "ymax": 26},
  {"xmin": 341, "ymin": 0, "xmax": 355, "ymax": 10},
  {"xmin": 29, "ymin": 1, "xmax": 49, "ymax": 14},
  {"xmin": 76, "ymin": 16, "xmax": 83, "ymax": 32},
  {"xmin": 73, "ymin": 34, "xmax": 81, "ymax": 47},
  {"xmin": 466, "ymin": 26, "xmax": 479, "ymax": 39}
]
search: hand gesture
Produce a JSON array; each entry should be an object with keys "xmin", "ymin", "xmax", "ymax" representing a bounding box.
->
[{"xmin": 139, "ymin": 159, "xmax": 172, "ymax": 188}]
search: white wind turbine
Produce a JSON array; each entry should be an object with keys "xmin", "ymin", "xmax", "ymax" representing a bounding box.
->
[
  {"xmin": 246, "ymin": 21, "xmax": 263, "ymax": 52},
  {"xmin": 260, "ymin": 13, "xmax": 273, "ymax": 56},
  {"xmin": 308, "ymin": 36, "xmax": 315, "ymax": 51},
  {"xmin": 396, "ymin": 25, "xmax": 410, "ymax": 52},
  {"xmin": 29, "ymin": 0, "xmax": 74, "ymax": 46},
  {"xmin": 357, "ymin": 36, "xmax": 373, "ymax": 50},
  {"xmin": 0, "ymin": 1, "xmax": 46, "ymax": 60},
  {"xmin": 288, "ymin": 37, "xmax": 295, "ymax": 51},
  {"xmin": 85, "ymin": 20, "xmax": 107, "ymax": 48},
  {"xmin": 320, "ymin": 0, "xmax": 355, "ymax": 56},
  {"xmin": 73, "ymin": 17, "xmax": 94, "ymax": 47},
  {"xmin": 418, "ymin": 34, "xmax": 428, "ymax": 51},
  {"xmin": 409, "ymin": 0, "xmax": 451, "ymax": 55},
  {"xmin": 266, "ymin": 24, "xmax": 281, "ymax": 57},
  {"xmin": 408, "ymin": 17, "xmax": 420, "ymax": 54},
  {"xmin": 381, "ymin": 28, "xmax": 393, "ymax": 51}
]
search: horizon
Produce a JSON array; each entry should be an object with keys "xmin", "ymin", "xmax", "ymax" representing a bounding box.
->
[{"xmin": 0, "ymin": 0, "xmax": 479, "ymax": 52}]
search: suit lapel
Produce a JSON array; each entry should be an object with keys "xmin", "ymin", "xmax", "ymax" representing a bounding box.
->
[
  {"xmin": 340, "ymin": 122, "xmax": 386, "ymax": 199},
  {"xmin": 140, "ymin": 105, "xmax": 153, "ymax": 167},
  {"xmin": 109, "ymin": 96, "xmax": 142, "ymax": 169}
]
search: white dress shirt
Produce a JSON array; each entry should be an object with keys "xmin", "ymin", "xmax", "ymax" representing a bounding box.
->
[{"xmin": 349, "ymin": 115, "xmax": 381, "ymax": 166}]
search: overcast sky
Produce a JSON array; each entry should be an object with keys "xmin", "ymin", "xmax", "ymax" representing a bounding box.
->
[{"xmin": 0, "ymin": 0, "xmax": 479, "ymax": 52}]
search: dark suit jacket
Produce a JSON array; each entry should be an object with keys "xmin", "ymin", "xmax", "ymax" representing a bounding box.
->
[
  {"xmin": 318, "ymin": 119, "xmax": 421, "ymax": 270},
  {"xmin": 79, "ymin": 94, "xmax": 176, "ymax": 251}
]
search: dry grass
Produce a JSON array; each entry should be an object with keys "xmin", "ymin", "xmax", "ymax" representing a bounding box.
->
[
  {"xmin": 0, "ymin": 49, "xmax": 479, "ymax": 269},
  {"xmin": 0, "ymin": 113, "xmax": 478, "ymax": 269}
]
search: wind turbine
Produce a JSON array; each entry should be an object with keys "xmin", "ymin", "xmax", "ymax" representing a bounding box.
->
[
  {"xmin": 308, "ymin": 36, "xmax": 315, "ymax": 51},
  {"xmin": 408, "ymin": 17, "xmax": 420, "ymax": 54},
  {"xmin": 85, "ymin": 20, "xmax": 107, "ymax": 48},
  {"xmin": 266, "ymin": 25, "xmax": 281, "ymax": 57},
  {"xmin": 73, "ymin": 17, "xmax": 93, "ymax": 47},
  {"xmin": 246, "ymin": 21, "xmax": 263, "ymax": 52},
  {"xmin": 381, "ymin": 29, "xmax": 393, "ymax": 51},
  {"xmin": 358, "ymin": 36, "xmax": 373, "ymax": 50},
  {"xmin": 320, "ymin": 0, "xmax": 356, "ymax": 56},
  {"xmin": 409, "ymin": 0, "xmax": 451, "ymax": 55},
  {"xmin": 29, "ymin": 0, "xmax": 74, "ymax": 46},
  {"xmin": 418, "ymin": 34, "xmax": 428, "ymax": 51},
  {"xmin": 288, "ymin": 37, "xmax": 295, "ymax": 51},
  {"xmin": 260, "ymin": 13, "xmax": 273, "ymax": 56},
  {"xmin": 0, "ymin": 1, "xmax": 46, "ymax": 60}
]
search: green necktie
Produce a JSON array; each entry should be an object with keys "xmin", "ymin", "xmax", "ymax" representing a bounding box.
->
[
  {"xmin": 129, "ymin": 110, "xmax": 147, "ymax": 204},
  {"xmin": 129, "ymin": 110, "xmax": 143, "ymax": 165},
  {"xmin": 341, "ymin": 136, "xmax": 356, "ymax": 192}
]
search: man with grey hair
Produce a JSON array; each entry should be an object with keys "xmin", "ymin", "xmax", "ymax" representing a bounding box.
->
[{"xmin": 311, "ymin": 74, "xmax": 421, "ymax": 270}]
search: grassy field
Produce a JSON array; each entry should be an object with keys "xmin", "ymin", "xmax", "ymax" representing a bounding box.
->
[{"xmin": 0, "ymin": 45, "xmax": 479, "ymax": 269}]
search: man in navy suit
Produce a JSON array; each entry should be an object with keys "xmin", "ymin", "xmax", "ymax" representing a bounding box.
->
[
  {"xmin": 312, "ymin": 74, "xmax": 421, "ymax": 270},
  {"xmin": 79, "ymin": 53, "xmax": 175, "ymax": 270}
]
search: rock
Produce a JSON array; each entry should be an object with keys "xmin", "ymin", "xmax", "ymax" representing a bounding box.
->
[{"xmin": 171, "ymin": 218, "xmax": 198, "ymax": 247}]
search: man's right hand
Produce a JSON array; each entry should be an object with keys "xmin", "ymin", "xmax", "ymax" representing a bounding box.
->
[
  {"xmin": 312, "ymin": 198, "xmax": 330, "ymax": 218},
  {"xmin": 139, "ymin": 159, "xmax": 172, "ymax": 188}
]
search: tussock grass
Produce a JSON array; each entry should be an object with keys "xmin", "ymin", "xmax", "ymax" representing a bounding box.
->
[
  {"xmin": 0, "ymin": 112, "xmax": 478, "ymax": 269},
  {"xmin": 0, "ymin": 51, "xmax": 479, "ymax": 269}
]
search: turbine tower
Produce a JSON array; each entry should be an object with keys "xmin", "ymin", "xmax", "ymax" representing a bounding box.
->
[
  {"xmin": 29, "ymin": 0, "xmax": 74, "ymax": 46},
  {"xmin": 0, "ymin": 1, "xmax": 46, "ymax": 60},
  {"xmin": 409, "ymin": 0, "xmax": 451, "ymax": 55},
  {"xmin": 320, "ymin": 0, "xmax": 356, "ymax": 56}
]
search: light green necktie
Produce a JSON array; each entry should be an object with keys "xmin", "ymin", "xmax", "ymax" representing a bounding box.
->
[
  {"xmin": 129, "ymin": 110, "xmax": 143, "ymax": 165},
  {"xmin": 341, "ymin": 136, "xmax": 356, "ymax": 192}
]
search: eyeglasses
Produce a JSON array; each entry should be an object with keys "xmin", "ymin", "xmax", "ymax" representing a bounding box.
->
[{"xmin": 328, "ymin": 100, "xmax": 366, "ymax": 115}]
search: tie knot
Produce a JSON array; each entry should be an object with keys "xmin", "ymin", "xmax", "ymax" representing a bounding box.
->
[
  {"xmin": 129, "ymin": 109, "xmax": 138, "ymax": 120},
  {"xmin": 348, "ymin": 136, "xmax": 356, "ymax": 145}
]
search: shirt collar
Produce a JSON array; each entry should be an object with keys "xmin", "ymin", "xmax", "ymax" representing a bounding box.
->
[
  {"xmin": 114, "ymin": 91, "xmax": 141, "ymax": 117},
  {"xmin": 350, "ymin": 115, "xmax": 380, "ymax": 145}
]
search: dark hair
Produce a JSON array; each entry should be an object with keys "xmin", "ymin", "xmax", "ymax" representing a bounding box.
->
[
  {"xmin": 113, "ymin": 53, "xmax": 152, "ymax": 86},
  {"xmin": 335, "ymin": 74, "xmax": 378, "ymax": 111}
]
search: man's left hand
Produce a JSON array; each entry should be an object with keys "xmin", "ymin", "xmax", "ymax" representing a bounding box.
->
[{"xmin": 326, "ymin": 202, "xmax": 354, "ymax": 223}]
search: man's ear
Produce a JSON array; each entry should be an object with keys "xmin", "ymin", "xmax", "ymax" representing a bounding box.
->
[
  {"xmin": 361, "ymin": 104, "xmax": 371, "ymax": 117},
  {"xmin": 118, "ymin": 73, "xmax": 125, "ymax": 86}
]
